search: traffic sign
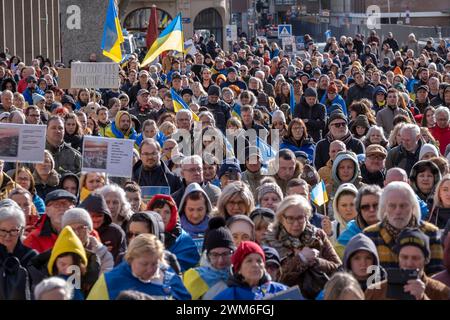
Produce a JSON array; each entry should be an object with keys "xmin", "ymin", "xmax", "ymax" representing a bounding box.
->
[{"xmin": 278, "ymin": 24, "xmax": 292, "ymax": 38}]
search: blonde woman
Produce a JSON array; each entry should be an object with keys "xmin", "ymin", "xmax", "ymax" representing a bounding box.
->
[
  {"xmin": 87, "ymin": 234, "xmax": 190, "ymax": 300},
  {"xmin": 216, "ymin": 181, "xmax": 255, "ymax": 221},
  {"xmin": 429, "ymin": 174, "xmax": 450, "ymax": 229},
  {"xmin": 323, "ymin": 272, "xmax": 364, "ymax": 300},
  {"xmin": 387, "ymin": 122, "xmax": 406, "ymax": 149},
  {"xmin": 79, "ymin": 172, "xmax": 107, "ymax": 202}
]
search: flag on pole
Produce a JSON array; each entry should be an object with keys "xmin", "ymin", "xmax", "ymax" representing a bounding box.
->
[
  {"xmin": 311, "ymin": 180, "xmax": 329, "ymax": 206},
  {"xmin": 170, "ymin": 88, "xmax": 199, "ymax": 122},
  {"xmin": 146, "ymin": 5, "xmax": 159, "ymax": 49},
  {"xmin": 325, "ymin": 30, "xmax": 332, "ymax": 40},
  {"xmin": 141, "ymin": 13, "xmax": 184, "ymax": 67},
  {"xmin": 290, "ymin": 83, "xmax": 296, "ymax": 116},
  {"xmin": 101, "ymin": 0, "xmax": 124, "ymax": 63}
]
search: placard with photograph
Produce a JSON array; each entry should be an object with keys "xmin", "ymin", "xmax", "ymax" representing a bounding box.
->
[{"xmin": 0, "ymin": 123, "xmax": 46, "ymax": 163}]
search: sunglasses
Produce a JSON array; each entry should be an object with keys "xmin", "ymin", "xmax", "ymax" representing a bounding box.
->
[
  {"xmin": 360, "ymin": 203, "xmax": 378, "ymax": 211},
  {"xmin": 331, "ymin": 122, "xmax": 347, "ymax": 128}
]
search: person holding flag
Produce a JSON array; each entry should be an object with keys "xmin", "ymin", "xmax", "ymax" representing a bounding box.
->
[
  {"xmin": 101, "ymin": 0, "xmax": 124, "ymax": 63},
  {"xmin": 171, "ymin": 88, "xmax": 199, "ymax": 122}
]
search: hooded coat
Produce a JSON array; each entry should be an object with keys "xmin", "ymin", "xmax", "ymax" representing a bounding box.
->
[
  {"xmin": 178, "ymin": 183, "xmax": 212, "ymax": 254},
  {"xmin": 329, "ymin": 151, "xmax": 364, "ymax": 198},
  {"xmin": 147, "ymin": 194, "xmax": 200, "ymax": 272},
  {"xmin": 79, "ymin": 194, "xmax": 127, "ymax": 266},
  {"xmin": 372, "ymin": 86, "xmax": 387, "ymax": 113},
  {"xmin": 104, "ymin": 111, "xmax": 138, "ymax": 140},
  {"xmin": 342, "ymin": 233, "xmax": 381, "ymax": 290},
  {"xmin": 27, "ymin": 226, "xmax": 101, "ymax": 299},
  {"xmin": 329, "ymin": 183, "xmax": 359, "ymax": 247},
  {"xmin": 0, "ymin": 241, "xmax": 37, "ymax": 300}
]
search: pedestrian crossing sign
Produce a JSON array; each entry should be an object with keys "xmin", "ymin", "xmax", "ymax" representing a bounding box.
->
[{"xmin": 278, "ymin": 24, "xmax": 292, "ymax": 38}]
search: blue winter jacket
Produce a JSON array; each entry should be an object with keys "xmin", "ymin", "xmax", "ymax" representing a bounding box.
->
[
  {"xmin": 279, "ymin": 137, "xmax": 316, "ymax": 162},
  {"xmin": 213, "ymin": 279, "xmax": 289, "ymax": 300},
  {"xmin": 320, "ymin": 93, "xmax": 348, "ymax": 116}
]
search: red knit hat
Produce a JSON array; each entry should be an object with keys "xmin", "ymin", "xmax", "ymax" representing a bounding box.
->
[{"xmin": 231, "ymin": 241, "xmax": 266, "ymax": 273}]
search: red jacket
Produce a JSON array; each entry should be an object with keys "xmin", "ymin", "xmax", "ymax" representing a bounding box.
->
[
  {"xmin": 430, "ymin": 125, "xmax": 450, "ymax": 155},
  {"xmin": 23, "ymin": 214, "xmax": 58, "ymax": 253},
  {"xmin": 17, "ymin": 78, "xmax": 28, "ymax": 93}
]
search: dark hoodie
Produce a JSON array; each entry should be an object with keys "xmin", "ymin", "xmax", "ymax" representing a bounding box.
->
[
  {"xmin": 372, "ymin": 86, "xmax": 387, "ymax": 113},
  {"xmin": 342, "ymin": 233, "xmax": 382, "ymax": 291},
  {"xmin": 350, "ymin": 115, "xmax": 370, "ymax": 140},
  {"xmin": 79, "ymin": 193, "xmax": 127, "ymax": 266}
]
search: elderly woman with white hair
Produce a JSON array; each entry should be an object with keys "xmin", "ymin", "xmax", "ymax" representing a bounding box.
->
[
  {"xmin": 216, "ymin": 181, "xmax": 255, "ymax": 221},
  {"xmin": 97, "ymin": 184, "xmax": 133, "ymax": 232},
  {"xmin": 263, "ymin": 195, "xmax": 341, "ymax": 299},
  {"xmin": 430, "ymin": 106, "xmax": 450, "ymax": 155},
  {"xmin": 364, "ymin": 181, "xmax": 444, "ymax": 275},
  {"xmin": 34, "ymin": 276, "xmax": 74, "ymax": 300},
  {"xmin": 0, "ymin": 205, "xmax": 37, "ymax": 299}
]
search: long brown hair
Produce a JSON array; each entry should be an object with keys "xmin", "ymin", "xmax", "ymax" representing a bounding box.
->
[{"xmin": 286, "ymin": 118, "xmax": 308, "ymax": 141}]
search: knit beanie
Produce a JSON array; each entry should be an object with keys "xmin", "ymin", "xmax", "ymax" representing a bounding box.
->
[
  {"xmin": 231, "ymin": 241, "xmax": 265, "ymax": 273},
  {"xmin": 208, "ymin": 85, "xmax": 221, "ymax": 97},
  {"xmin": 419, "ymin": 143, "xmax": 439, "ymax": 160},
  {"xmin": 62, "ymin": 208, "xmax": 93, "ymax": 231},
  {"xmin": 304, "ymin": 87, "xmax": 318, "ymax": 98},
  {"xmin": 272, "ymin": 110, "xmax": 286, "ymax": 123},
  {"xmin": 32, "ymin": 93, "xmax": 45, "ymax": 105},
  {"xmin": 393, "ymin": 228, "xmax": 430, "ymax": 260},
  {"xmin": 203, "ymin": 216, "xmax": 235, "ymax": 253},
  {"xmin": 352, "ymin": 114, "xmax": 370, "ymax": 130},
  {"xmin": 256, "ymin": 183, "xmax": 283, "ymax": 204},
  {"xmin": 328, "ymin": 110, "xmax": 348, "ymax": 126}
]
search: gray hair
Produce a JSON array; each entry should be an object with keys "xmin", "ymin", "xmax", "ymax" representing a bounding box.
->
[
  {"xmin": 97, "ymin": 184, "xmax": 133, "ymax": 220},
  {"xmin": 176, "ymin": 109, "xmax": 192, "ymax": 121},
  {"xmin": 377, "ymin": 181, "xmax": 420, "ymax": 222},
  {"xmin": 181, "ymin": 155, "xmax": 202, "ymax": 167},
  {"xmin": 435, "ymin": 106, "xmax": 450, "ymax": 122},
  {"xmin": 275, "ymin": 195, "xmax": 312, "ymax": 225},
  {"xmin": 400, "ymin": 123, "xmax": 420, "ymax": 138},
  {"xmin": 148, "ymin": 96, "xmax": 163, "ymax": 107},
  {"xmin": 217, "ymin": 181, "xmax": 255, "ymax": 218},
  {"xmin": 0, "ymin": 206, "xmax": 25, "ymax": 229},
  {"xmin": 34, "ymin": 277, "xmax": 73, "ymax": 300}
]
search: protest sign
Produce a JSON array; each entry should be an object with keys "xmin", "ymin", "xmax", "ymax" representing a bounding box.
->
[
  {"xmin": 265, "ymin": 285, "xmax": 304, "ymax": 300},
  {"xmin": 141, "ymin": 186, "xmax": 171, "ymax": 203},
  {"xmin": 71, "ymin": 62, "xmax": 120, "ymax": 89},
  {"xmin": 82, "ymin": 136, "xmax": 134, "ymax": 178},
  {"xmin": 0, "ymin": 124, "xmax": 46, "ymax": 163}
]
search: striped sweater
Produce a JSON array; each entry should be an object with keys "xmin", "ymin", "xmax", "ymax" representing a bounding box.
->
[{"xmin": 363, "ymin": 220, "xmax": 444, "ymax": 276}]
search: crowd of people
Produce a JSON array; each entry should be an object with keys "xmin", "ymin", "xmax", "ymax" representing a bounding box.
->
[{"xmin": 0, "ymin": 30, "xmax": 450, "ymax": 300}]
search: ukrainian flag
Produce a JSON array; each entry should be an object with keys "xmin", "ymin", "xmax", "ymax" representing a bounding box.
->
[
  {"xmin": 311, "ymin": 180, "xmax": 329, "ymax": 206},
  {"xmin": 141, "ymin": 13, "xmax": 184, "ymax": 67},
  {"xmin": 101, "ymin": 0, "xmax": 124, "ymax": 63},
  {"xmin": 170, "ymin": 88, "xmax": 199, "ymax": 122}
]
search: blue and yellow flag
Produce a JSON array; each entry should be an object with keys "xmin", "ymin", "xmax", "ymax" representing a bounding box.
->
[
  {"xmin": 290, "ymin": 83, "xmax": 296, "ymax": 116},
  {"xmin": 170, "ymin": 88, "xmax": 199, "ymax": 122},
  {"xmin": 101, "ymin": 0, "xmax": 124, "ymax": 63},
  {"xmin": 311, "ymin": 180, "xmax": 329, "ymax": 207},
  {"xmin": 141, "ymin": 14, "xmax": 184, "ymax": 67}
]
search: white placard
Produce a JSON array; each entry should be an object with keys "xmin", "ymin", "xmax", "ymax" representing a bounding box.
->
[
  {"xmin": 0, "ymin": 124, "xmax": 47, "ymax": 163},
  {"xmin": 82, "ymin": 136, "xmax": 134, "ymax": 178},
  {"xmin": 226, "ymin": 25, "xmax": 237, "ymax": 42},
  {"xmin": 70, "ymin": 62, "xmax": 120, "ymax": 89}
]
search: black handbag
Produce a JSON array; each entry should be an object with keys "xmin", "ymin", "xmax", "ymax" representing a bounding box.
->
[
  {"xmin": 298, "ymin": 266, "xmax": 330, "ymax": 300},
  {"xmin": 0, "ymin": 256, "xmax": 31, "ymax": 300}
]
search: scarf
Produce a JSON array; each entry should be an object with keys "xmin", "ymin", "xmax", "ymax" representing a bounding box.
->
[
  {"xmin": 196, "ymin": 259, "xmax": 231, "ymax": 288},
  {"xmin": 264, "ymin": 223, "xmax": 323, "ymax": 260},
  {"xmin": 383, "ymin": 216, "xmax": 417, "ymax": 241},
  {"xmin": 110, "ymin": 121, "xmax": 137, "ymax": 140},
  {"xmin": 180, "ymin": 214, "xmax": 209, "ymax": 238},
  {"xmin": 326, "ymin": 130, "xmax": 353, "ymax": 145}
]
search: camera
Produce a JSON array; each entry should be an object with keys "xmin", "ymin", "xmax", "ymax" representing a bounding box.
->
[{"xmin": 386, "ymin": 268, "xmax": 420, "ymax": 300}]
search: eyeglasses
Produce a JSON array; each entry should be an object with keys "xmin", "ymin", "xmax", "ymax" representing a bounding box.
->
[
  {"xmin": 331, "ymin": 122, "xmax": 347, "ymax": 128},
  {"xmin": 208, "ymin": 250, "xmax": 233, "ymax": 260},
  {"xmin": 141, "ymin": 151, "xmax": 158, "ymax": 157},
  {"xmin": 184, "ymin": 167, "xmax": 202, "ymax": 173},
  {"xmin": 0, "ymin": 227, "xmax": 22, "ymax": 238},
  {"xmin": 360, "ymin": 203, "xmax": 378, "ymax": 211},
  {"xmin": 283, "ymin": 214, "xmax": 306, "ymax": 224}
]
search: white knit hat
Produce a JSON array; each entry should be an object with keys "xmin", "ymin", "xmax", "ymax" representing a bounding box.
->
[
  {"xmin": 62, "ymin": 208, "xmax": 93, "ymax": 231},
  {"xmin": 419, "ymin": 143, "xmax": 439, "ymax": 160},
  {"xmin": 272, "ymin": 110, "xmax": 286, "ymax": 123}
]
